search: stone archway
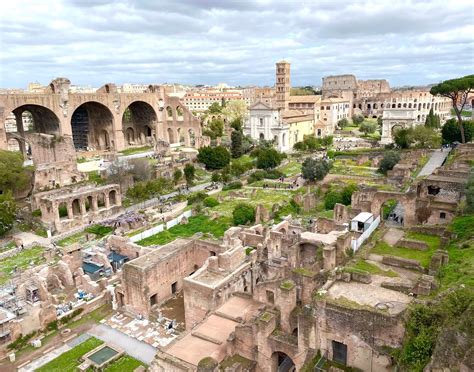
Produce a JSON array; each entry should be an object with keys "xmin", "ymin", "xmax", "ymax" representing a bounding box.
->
[
  {"xmin": 71, "ymin": 102, "xmax": 115, "ymax": 151},
  {"xmin": 122, "ymin": 101, "xmax": 158, "ymax": 147},
  {"xmin": 370, "ymin": 191, "xmax": 416, "ymax": 226}
]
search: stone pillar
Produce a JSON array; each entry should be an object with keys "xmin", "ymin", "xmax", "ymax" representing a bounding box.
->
[
  {"xmin": 278, "ymin": 280, "xmax": 296, "ymax": 334},
  {"xmin": 80, "ymin": 199, "xmax": 87, "ymax": 216},
  {"xmin": 14, "ymin": 112, "xmax": 26, "ymax": 156},
  {"xmin": 105, "ymin": 194, "xmax": 110, "ymax": 209},
  {"xmin": 92, "ymin": 195, "xmax": 98, "ymax": 211},
  {"xmin": 67, "ymin": 203, "xmax": 74, "ymax": 219}
]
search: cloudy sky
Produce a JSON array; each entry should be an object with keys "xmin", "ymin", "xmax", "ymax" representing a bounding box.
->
[{"xmin": 0, "ymin": 0, "xmax": 473, "ymax": 89}]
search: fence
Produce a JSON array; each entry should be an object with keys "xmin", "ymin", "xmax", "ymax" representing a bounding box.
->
[
  {"xmin": 129, "ymin": 210, "xmax": 192, "ymax": 243},
  {"xmin": 351, "ymin": 215, "xmax": 380, "ymax": 252}
]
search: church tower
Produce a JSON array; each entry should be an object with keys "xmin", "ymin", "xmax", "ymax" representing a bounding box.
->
[{"xmin": 275, "ymin": 60, "xmax": 290, "ymax": 111}]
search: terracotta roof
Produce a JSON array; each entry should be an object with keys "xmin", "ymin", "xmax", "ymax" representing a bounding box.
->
[{"xmin": 289, "ymin": 95, "xmax": 321, "ymax": 103}]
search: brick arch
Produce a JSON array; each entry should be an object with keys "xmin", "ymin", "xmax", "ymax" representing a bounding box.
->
[
  {"xmin": 121, "ymin": 100, "xmax": 159, "ymax": 146},
  {"xmin": 7, "ymin": 104, "xmax": 61, "ymax": 136},
  {"xmin": 370, "ymin": 191, "xmax": 416, "ymax": 226}
]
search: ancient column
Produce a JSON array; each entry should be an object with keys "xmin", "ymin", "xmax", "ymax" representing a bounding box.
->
[
  {"xmin": 92, "ymin": 195, "xmax": 98, "ymax": 211},
  {"xmin": 80, "ymin": 199, "xmax": 87, "ymax": 216},
  {"xmin": 14, "ymin": 111, "xmax": 26, "ymax": 156},
  {"xmin": 105, "ymin": 194, "xmax": 110, "ymax": 209},
  {"xmin": 67, "ymin": 203, "xmax": 74, "ymax": 219}
]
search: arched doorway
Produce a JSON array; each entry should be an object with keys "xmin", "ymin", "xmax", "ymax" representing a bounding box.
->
[
  {"xmin": 125, "ymin": 127, "xmax": 135, "ymax": 145},
  {"xmin": 122, "ymin": 101, "xmax": 157, "ymax": 147},
  {"xmin": 381, "ymin": 199, "xmax": 405, "ymax": 226},
  {"xmin": 272, "ymin": 352, "xmax": 295, "ymax": 372},
  {"xmin": 71, "ymin": 102, "xmax": 114, "ymax": 151},
  {"xmin": 167, "ymin": 128, "xmax": 175, "ymax": 144},
  {"xmin": 188, "ymin": 129, "xmax": 196, "ymax": 147}
]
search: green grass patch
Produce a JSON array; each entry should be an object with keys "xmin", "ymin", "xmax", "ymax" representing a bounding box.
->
[
  {"xmin": 348, "ymin": 260, "xmax": 398, "ymax": 277},
  {"xmin": 104, "ymin": 355, "xmax": 146, "ymax": 372},
  {"xmin": 119, "ymin": 145, "xmax": 153, "ymax": 156},
  {"xmin": 293, "ymin": 267, "xmax": 316, "ymax": 277},
  {"xmin": 0, "ymin": 246, "xmax": 45, "ymax": 285},
  {"xmin": 277, "ymin": 160, "xmax": 301, "ymax": 177},
  {"xmin": 137, "ymin": 215, "xmax": 231, "ymax": 246},
  {"xmin": 85, "ymin": 224, "xmax": 113, "ymax": 237},
  {"xmin": 318, "ymin": 209, "xmax": 334, "ymax": 219},
  {"xmin": 87, "ymin": 171, "xmax": 106, "ymax": 185},
  {"xmin": 36, "ymin": 337, "xmax": 104, "ymax": 372},
  {"xmin": 448, "ymin": 215, "xmax": 474, "ymax": 240},
  {"xmin": 371, "ymin": 232, "xmax": 440, "ymax": 268}
]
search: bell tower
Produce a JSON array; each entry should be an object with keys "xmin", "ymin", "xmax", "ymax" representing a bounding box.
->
[{"xmin": 275, "ymin": 60, "xmax": 290, "ymax": 111}]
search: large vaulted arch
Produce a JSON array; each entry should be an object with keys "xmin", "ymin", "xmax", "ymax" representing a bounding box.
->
[
  {"xmin": 70, "ymin": 102, "xmax": 114, "ymax": 151},
  {"xmin": 122, "ymin": 101, "xmax": 158, "ymax": 147}
]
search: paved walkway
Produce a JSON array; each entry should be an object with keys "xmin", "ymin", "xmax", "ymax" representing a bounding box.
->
[
  {"xmin": 12, "ymin": 231, "xmax": 51, "ymax": 246},
  {"xmin": 417, "ymin": 148, "xmax": 450, "ymax": 177},
  {"xmin": 18, "ymin": 343, "xmax": 71, "ymax": 372},
  {"xmin": 89, "ymin": 324, "xmax": 157, "ymax": 364}
]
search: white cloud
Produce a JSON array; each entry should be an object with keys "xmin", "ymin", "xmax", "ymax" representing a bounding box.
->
[{"xmin": 0, "ymin": 0, "xmax": 472, "ymax": 88}]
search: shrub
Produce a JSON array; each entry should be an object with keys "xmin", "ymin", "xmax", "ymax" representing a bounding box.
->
[
  {"xmin": 256, "ymin": 148, "xmax": 284, "ymax": 170},
  {"xmin": 338, "ymin": 118, "xmax": 349, "ymax": 128},
  {"xmin": 187, "ymin": 192, "xmax": 208, "ymax": 205},
  {"xmin": 352, "ymin": 114, "xmax": 364, "ymax": 125},
  {"xmin": 247, "ymin": 170, "xmax": 266, "ymax": 184},
  {"xmin": 359, "ymin": 121, "xmax": 377, "ymax": 135},
  {"xmin": 197, "ymin": 146, "xmax": 231, "ymax": 170},
  {"xmin": 232, "ymin": 203, "xmax": 255, "ymax": 225},
  {"xmin": 32, "ymin": 209, "xmax": 42, "ymax": 217},
  {"xmin": 302, "ymin": 158, "xmax": 330, "ymax": 182},
  {"xmin": 264, "ymin": 169, "xmax": 284, "ymax": 179},
  {"xmin": 203, "ymin": 197, "xmax": 219, "ymax": 208},
  {"xmin": 211, "ymin": 171, "xmax": 221, "ymax": 182},
  {"xmin": 324, "ymin": 190, "xmax": 343, "ymax": 210},
  {"xmin": 222, "ymin": 181, "xmax": 242, "ymax": 191},
  {"xmin": 173, "ymin": 169, "xmax": 183, "ymax": 184},
  {"xmin": 0, "ymin": 191, "xmax": 16, "ymax": 237},
  {"xmin": 441, "ymin": 119, "xmax": 474, "ymax": 144},
  {"xmin": 293, "ymin": 141, "xmax": 307, "ymax": 151},
  {"xmin": 85, "ymin": 224, "xmax": 113, "ymax": 237},
  {"xmin": 183, "ymin": 164, "xmax": 195, "ymax": 186},
  {"xmin": 378, "ymin": 151, "xmax": 401, "ymax": 174}
]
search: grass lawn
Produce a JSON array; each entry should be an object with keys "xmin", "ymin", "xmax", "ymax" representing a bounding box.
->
[
  {"xmin": 210, "ymin": 188, "xmax": 295, "ymax": 218},
  {"xmin": 371, "ymin": 232, "xmax": 440, "ymax": 268},
  {"xmin": 330, "ymin": 159, "xmax": 381, "ymax": 178},
  {"xmin": 104, "ymin": 355, "xmax": 146, "ymax": 372},
  {"xmin": 0, "ymin": 246, "xmax": 45, "ymax": 285},
  {"xmin": 119, "ymin": 146, "xmax": 153, "ymax": 156},
  {"xmin": 438, "ymin": 216, "xmax": 474, "ymax": 290},
  {"xmin": 277, "ymin": 160, "xmax": 301, "ymax": 177},
  {"xmin": 137, "ymin": 215, "xmax": 232, "ymax": 246},
  {"xmin": 36, "ymin": 337, "xmax": 103, "ymax": 372},
  {"xmin": 347, "ymin": 259, "xmax": 398, "ymax": 277}
]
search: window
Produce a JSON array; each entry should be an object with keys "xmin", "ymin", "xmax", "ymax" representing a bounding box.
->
[
  {"xmin": 259, "ymin": 118, "xmax": 264, "ymax": 126},
  {"xmin": 332, "ymin": 341, "xmax": 347, "ymax": 365},
  {"xmin": 440, "ymin": 212, "xmax": 446, "ymax": 219},
  {"xmin": 266, "ymin": 290, "xmax": 275, "ymax": 304},
  {"xmin": 171, "ymin": 282, "xmax": 177, "ymax": 294},
  {"xmin": 150, "ymin": 294, "xmax": 158, "ymax": 306}
]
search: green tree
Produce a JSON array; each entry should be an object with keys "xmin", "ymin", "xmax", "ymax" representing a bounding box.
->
[
  {"xmin": 222, "ymin": 100, "xmax": 247, "ymax": 123},
  {"xmin": 293, "ymin": 141, "xmax": 307, "ymax": 151},
  {"xmin": 204, "ymin": 119, "xmax": 224, "ymax": 139},
  {"xmin": 324, "ymin": 190, "xmax": 342, "ymax": 210},
  {"xmin": 378, "ymin": 151, "xmax": 401, "ymax": 174},
  {"xmin": 197, "ymin": 146, "xmax": 231, "ymax": 170},
  {"xmin": 256, "ymin": 148, "xmax": 283, "ymax": 170},
  {"xmin": 430, "ymin": 74, "xmax": 474, "ymax": 143},
  {"xmin": 341, "ymin": 183, "xmax": 358, "ymax": 205},
  {"xmin": 394, "ymin": 128, "xmax": 411, "ymax": 149},
  {"xmin": 352, "ymin": 114, "xmax": 364, "ymax": 125},
  {"xmin": 231, "ymin": 130, "xmax": 244, "ymax": 158},
  {"xmin": 359, "ymin": 121, "xmax": 377, "ymax": 135},
  {"xmin": 424, "ymin": 108, "xmax": 440, "ymax": 128},
  {"xmin": 321, "ymin": 136, "xmax": 333, "ymax": 147},
  {"xmin": 230, "ymin": 117, "xmax": 242, "ymax": 131},
  {"xmin": 0, "ymin": 150, "xmax": 31, "ymax": 194},
  {"xmin": 232, "ymin": 203, "xmax": 255, "ymax": 225},
  {"xmin": 0, "ymin": 191, "xmax": 16, "ymax": 237},
  {"xmin": 409, "ymin": 126, "xmax": 441, "ymax": 148},
  {"xmin": 338, "ymin": 118, "xmax": 349, "ymax": 128},
  {"xmin": 207, "ymin": 102, "xmax": 222, "ymax": 114},
  {"xmin": 173, "ymin": 169, "xmax": 183, "ymax": 184},
  {"xmin": 183, "ymin": 164, "xmax": 195, "ymax": 186},
  {"xmin": 441, "ymin": 119, "xmax": 474, "ymax": 144},
  {"xmin": 301, "ymin": 158, "xmax": 330, "ymax": 182}
]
